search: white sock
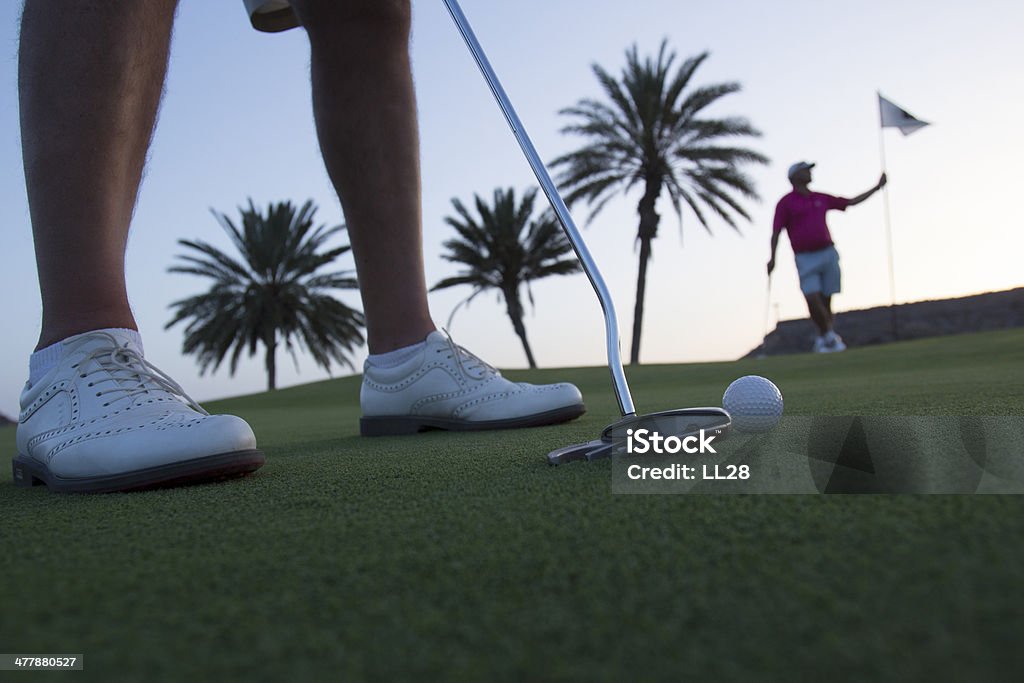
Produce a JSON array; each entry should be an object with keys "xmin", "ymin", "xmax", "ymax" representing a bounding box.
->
[
  {"xmin": 366, "ymin": 340, "xmax": 427, "ymax": 368},
  {"xmin": 28, "ymin": 342, "xmax": 63, "ymax": 386},
  {"xmin": 28, "ymin": 328, "xmax": 143, "ymax": 386}
]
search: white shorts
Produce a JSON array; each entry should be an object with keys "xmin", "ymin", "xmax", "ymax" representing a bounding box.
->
[
  {"xmin": 794, "ymin": 245, "xmax": 841, "ymax": 297},
  {"xmin": 244, "ymin": 0, "xmax": 300, "ymax": 33}
]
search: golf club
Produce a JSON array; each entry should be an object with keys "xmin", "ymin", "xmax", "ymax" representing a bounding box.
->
[
  {"xmin": 759, "ymin": 273, "xmax": 773, "ymax": 357},
  {"xmin": 442, "ymin": 0, "xmax": 731, "ymax": 464}
]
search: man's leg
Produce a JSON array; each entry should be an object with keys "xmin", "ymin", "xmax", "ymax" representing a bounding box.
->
[
  {"xmin": 804, "ymin": 293, "xmax": 832, "ymax": 336},
  {"xmin": 288, "ymin": 0, "xmax": 584, "ymax": 434},
  {"xmin": 19, "ymin": 0, "xmax": 179, "ymax": 350},
  {"xmin": 289, "ymin": 0, "xmax": 434, "ymax": 354},
  {"xmin": 15, "ymin": 1, "xmax": 263, "ymax": 493}
]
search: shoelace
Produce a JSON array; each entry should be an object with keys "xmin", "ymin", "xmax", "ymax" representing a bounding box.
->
[
  {"xmin": 440, "ymin": 329, "xmax": 499, "ymax": 380},
  {"xmin": 73, "ymin": 334, "xmax": 208, "ymax": 415}
]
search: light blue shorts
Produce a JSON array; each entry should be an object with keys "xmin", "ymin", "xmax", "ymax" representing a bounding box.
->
[{"xmin": 794, "ymin": 245, "xmax": 841, "ymax": 297}]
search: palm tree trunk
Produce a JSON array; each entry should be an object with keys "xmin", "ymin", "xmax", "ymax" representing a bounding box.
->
[
  {"xmin": 630, "ymin": 236, "xmax": 653, "ymax": 365},
  {"xmin": 631, "ymin": 183, "xmax": 661, "ymax": 365},
  {"xmin": 506, "ymin": 291, "xmax": 537, "ymax": 369},
  {"xmin": 265, "ymin": 336, "xmax": 277, "ymax": 391}
]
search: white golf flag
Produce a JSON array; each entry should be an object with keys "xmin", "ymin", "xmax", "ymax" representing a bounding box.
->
[{"xmin": 879, "ymin": 94, "xmax": 929, "ymax": 136}]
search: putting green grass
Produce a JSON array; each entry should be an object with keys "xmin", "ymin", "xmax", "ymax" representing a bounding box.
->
[{"xmin": 2, "ymin": 329, "xmax": 1023, "ymax": 681}]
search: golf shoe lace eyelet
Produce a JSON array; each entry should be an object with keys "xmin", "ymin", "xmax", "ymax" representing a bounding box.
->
[
  {"xmin": 73, "ymin": 332, "xmax": 208, "ymax": 415},
  {"xmin": 439, "ymin": 329, "xmax": 497, "ymax": 380}
]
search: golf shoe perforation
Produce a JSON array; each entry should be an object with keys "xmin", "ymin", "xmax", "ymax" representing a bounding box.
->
[
  {"xmin": 14, "ymin": 330, "xmax": 263, "ymax": 491},
  {"xmin": 451, "ymin": 389, "xmax": 518, "ymax": 417},
  {"xmin": 362, "ymin": 362, "xmax": 456, "ymax": 393},
  {"xmin": 26, "ymin": 398, "xmax": 153, "ymax": 452},
  {"xmin": 360, "ymin": 331, "xmax": 584, "ymax": 434},
  {"xmin": 408, "ymin": 375, "xmax": 501, "ymax": 413},
  {"xmin": 46, "ymin": 409, "xmax": 213, "ymax": 460},
  {"xmin": 450, "ymin": 382, "xmax": 580, "ymax": 418},
  {"xmin": 19, "ymin": 380, "xmax": 71, "ymax": 422}
]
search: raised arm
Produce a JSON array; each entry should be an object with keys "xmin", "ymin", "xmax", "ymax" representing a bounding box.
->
[{"xmin": 846, "ymin": 172, "xmax": 888, "ymax": 206}]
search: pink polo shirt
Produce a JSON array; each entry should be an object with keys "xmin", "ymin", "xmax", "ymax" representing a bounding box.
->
[{"xmin": 772, "ymin": 191, "xmax": 850, "ymax": 253}]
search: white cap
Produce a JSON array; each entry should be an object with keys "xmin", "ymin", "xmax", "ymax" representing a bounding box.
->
[{"xmin": 787, "ymin": 161, "xmax": 816, "ymax": 179}]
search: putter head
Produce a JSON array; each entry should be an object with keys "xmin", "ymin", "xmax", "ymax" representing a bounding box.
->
[
  {"xmin": 547, "ymin": 407, "xmax": 731, "ymax": 465},
  {"xmin": 545, "ymin": 438, "xmax": 613, "ymax": 465},
  {"xmin": 599, "ymin": 407, "xmax": 731, "ymax": 443}
]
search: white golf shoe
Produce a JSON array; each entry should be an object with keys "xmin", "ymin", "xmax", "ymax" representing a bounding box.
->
[
  {"xmin": 13, "ymin": 329, "xmax": 264, "ymax": 493},
  {"xmin": 360, "ymin": 331, "xmax": 585, "ymax": 436},
  {"xmin": 824, "ymin": 330, "xmax": 847, "ymax": 352}
]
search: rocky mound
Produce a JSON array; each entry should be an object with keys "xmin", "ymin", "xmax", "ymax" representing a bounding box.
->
[{"xmin": 747, "ymin": 287, "xmax": 1024, "ymax": 357}]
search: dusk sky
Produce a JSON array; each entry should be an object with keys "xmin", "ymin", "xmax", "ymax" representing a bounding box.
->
[{"xmin": 1, "ymin": 0, "xmax": 1022, "ymax": 418}]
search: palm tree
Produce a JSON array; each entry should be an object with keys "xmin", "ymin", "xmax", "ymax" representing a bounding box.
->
[
  {"xmin": 166, "ymin": 199, "xmax": 365, "ymax": 391},
  {"xmin": 552, "ymin": 42, "xmax": 769, "ymax": 364},
  {"xmin": 432, "ymin": 187, "xmax": 581, "ymax": 368}
]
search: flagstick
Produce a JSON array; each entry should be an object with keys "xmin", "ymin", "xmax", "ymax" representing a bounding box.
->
[{"xmin": 878, "ymin": 96, "xmax": 899, "ymax": 340}]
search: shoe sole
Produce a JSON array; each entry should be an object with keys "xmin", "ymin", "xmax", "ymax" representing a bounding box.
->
[
  {"xmin": 360, "ymin": 403, "xmax": 586, "ymax": 437},
  {"xmin": 11, "ymin": 449, "xmax": 265, "ymax": 494}
]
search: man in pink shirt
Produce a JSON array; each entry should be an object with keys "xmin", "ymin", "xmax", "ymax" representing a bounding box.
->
[{"xmin": 767, "ymin": 162, "xmax": 887, "ymax": 353}]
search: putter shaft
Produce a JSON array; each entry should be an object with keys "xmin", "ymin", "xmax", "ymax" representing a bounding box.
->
[{"xmin": 443, "ymin": 0, "xmax": 635, "ymax": 417}]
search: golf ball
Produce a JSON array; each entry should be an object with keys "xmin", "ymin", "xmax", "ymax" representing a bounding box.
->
[{"xmin": 722, "ymin": 375, "xmax": 784, "ymax": 433}]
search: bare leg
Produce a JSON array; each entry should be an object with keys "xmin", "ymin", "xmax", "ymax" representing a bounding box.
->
[
  {"xmin": 804, "ymin": 293, "xmax": 833, "ymax": 336},
  {"xmin": 19, "ymin": 0, "xmax": 179, "ymax": 350},
  {"xmin": 290, "ymin": 0, "xmax": 435, "ymax": 354},
  {"xmin": 823, "ymin": 295, "xmax": 834, "ymax": 327}
]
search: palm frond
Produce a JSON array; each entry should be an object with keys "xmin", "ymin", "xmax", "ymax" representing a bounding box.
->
[
  {"xmin": 432, "ymin": 187, "xmax": 582, "ymax": 363},
  {"xmin": 166, "ymin": 199, "xmax": 366, "ymax": 385},
  {"xmin": 553, "ymin": 43, "xmax": 769, "ymax": 236}
]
